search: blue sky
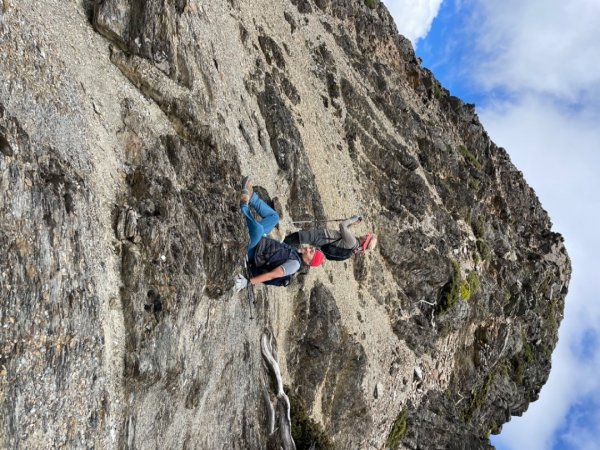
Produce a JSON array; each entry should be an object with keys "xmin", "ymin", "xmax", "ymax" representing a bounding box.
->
[{"xmin": 382, "ymin": 1, "xmax": 600, "ymax": 449}]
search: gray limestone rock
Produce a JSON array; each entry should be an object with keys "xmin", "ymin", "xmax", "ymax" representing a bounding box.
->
[{"xmin": 0, "ymin": 1, "xmax": 570, "ymax": 449}]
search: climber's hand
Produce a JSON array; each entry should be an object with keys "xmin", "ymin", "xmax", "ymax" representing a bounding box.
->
[{"xmin": 234, "ymin": 274, "xmax": 249, "ymax": 292}]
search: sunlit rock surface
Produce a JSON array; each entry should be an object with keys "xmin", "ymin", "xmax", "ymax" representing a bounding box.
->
[{"xmin": 0, "ymin": 1, "xmax": 570, "ymax": 449}]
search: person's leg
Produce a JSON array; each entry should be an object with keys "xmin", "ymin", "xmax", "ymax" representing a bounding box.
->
[
  {"xmin": 241, "ymin": 203, "xmax": 265, "ymax": 255},
  {"xmin": 248, "ymin": 192, "xmax": 279, "ymax": 235}
]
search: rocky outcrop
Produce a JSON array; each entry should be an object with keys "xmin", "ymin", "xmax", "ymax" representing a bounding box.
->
[{"xmin": 0, "ymin": 1, "xmax": 570, "ymax": 449}]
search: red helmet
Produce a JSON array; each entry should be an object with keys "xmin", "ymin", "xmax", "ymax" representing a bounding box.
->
[
  {"xmin": 310, "ymin": 249, "xmax": 325, "ymax": 267},
  {"xmin": 361, "ymin": 232, "xmax": 374, "ymax": 251}
]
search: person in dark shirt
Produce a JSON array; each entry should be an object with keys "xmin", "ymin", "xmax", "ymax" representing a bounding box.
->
[
  {"xmin": 283, "ymin": 216, "xmax": 377, "ymax": 261},
  {"xmin": 235, "ymin": 176, "xmax": 324, "ymax": 291}
]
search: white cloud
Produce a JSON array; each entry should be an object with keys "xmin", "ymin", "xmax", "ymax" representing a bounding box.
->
[
  {"xmin": 382, "ymin": 0, "xmax": 444, "ymax": 46},
  {"xmin": 478, "ymin": 96, "xmax": 600, "ymax": 233},
  {"xmin": 470, "ymin": 0, "xmax": 600, "ymax": 103}
]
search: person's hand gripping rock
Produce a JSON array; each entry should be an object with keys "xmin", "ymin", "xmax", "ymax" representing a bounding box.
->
[{"xmin": 234, "ymin": 274, "xmax": 249, "ymax": 292}]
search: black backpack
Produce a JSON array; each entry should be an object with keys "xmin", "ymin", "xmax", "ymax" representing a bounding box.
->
[
  {"xmin": 321, "ymin": 239, "xmax": 354, "ymax": 261},
  {"xmin": 251, "ymin": 238, "xmax": 302, "ymax": 287}
]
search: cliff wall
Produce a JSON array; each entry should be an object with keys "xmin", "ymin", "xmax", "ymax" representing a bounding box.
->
[{"xmin": 0, "ymin": 1, "xmax": 570, "ymax": 449}]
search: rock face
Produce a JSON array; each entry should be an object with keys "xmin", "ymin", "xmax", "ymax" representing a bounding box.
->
[{"xmin": 0, "ymin": 1, "xmax": 570, "ymax": 449}]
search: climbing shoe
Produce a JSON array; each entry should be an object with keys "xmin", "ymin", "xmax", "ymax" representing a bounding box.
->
[{"xmin": 240, "ymin": 175, "xmax": 253, "ymax": 204}]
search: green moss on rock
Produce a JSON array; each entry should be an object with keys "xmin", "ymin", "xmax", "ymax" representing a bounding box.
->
[
  {"xmin": 471, "ymin": 214, "xmax": 486, "ymax": 238},
  {"xmin": 464, "ymin": 372, "xmax": 495, "ymax": 422},
  {"xmin": 386, "ymin": 408, "xmax": 408, "ymax": 449},
  {"xmin": 437, "ymin": 260, "xmax": 462, "ymax": 314},
  {"xmin": 467, "ymin": 272, "xmax": 481, "ymax": 296},
  {"xmin": 523, "ymin": 340, "xmax": 534, "ymax": 363},
  {"xmin": 287, "ymin": 388, "xmax": 335, "ymax": 450},
  {"xmin": 477, "ymin": 239, "xmax": 492, "ymax": 262},
  {"xmin": 458, "ymin": 145, "xmax": 482, "ymax": 170},
  {"xmin": 460, "ymin": 280, "xmax": 471, "ymax": 300}
]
